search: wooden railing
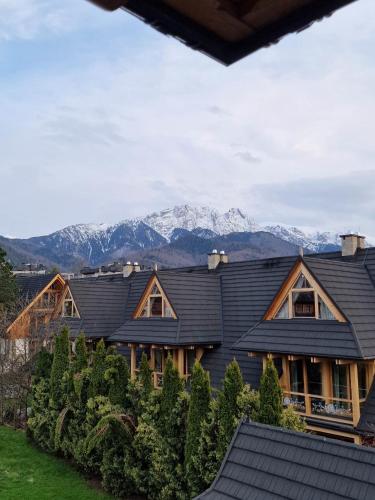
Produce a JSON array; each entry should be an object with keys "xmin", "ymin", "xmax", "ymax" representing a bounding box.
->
[{"xmin": 283, "ymin": 391, "xmax": 362, "ymax": 424}]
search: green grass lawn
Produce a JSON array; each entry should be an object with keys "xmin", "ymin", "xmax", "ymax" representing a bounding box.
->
[{"xmin": 0, "ymin": 426, "xmax": 112, "ymax": 500}]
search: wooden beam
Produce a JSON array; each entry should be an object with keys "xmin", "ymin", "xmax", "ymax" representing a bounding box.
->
[
  {"xmin": 335, "ymin": 359, "xmax": 354, "ymax": 365},
  {"xmin": 130, "ymin": 345, "xmax": 137, "ymax": 380},
  {"xmin": 322, "ymin": 360, "xmax": 333, "ymax": 401},
  {"xmin": 280, "ymin": 356, "xmax": 290, "ymax": 392},
  {"xmin": 288, "ymin": 355, "xmax": 304, "ymax": 361},
  {"xmin": 303, "ymin": 359, "xmax": 311, "ymax": 416},
  {"xmin": 350, "ymin": 363, "xmax": 360, "ymax": 426},
  {"xmin": 196, "ymin": 347, "xmax": 204, "ymax": 362},
  {"xmin": 178, "ymin": 348, "xmax": 185, "ymax": 378}
]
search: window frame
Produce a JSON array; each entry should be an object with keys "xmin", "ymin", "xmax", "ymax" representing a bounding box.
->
[{"xmin": 134, "ymin": 277, "xmax": 176, "ymax": 319}]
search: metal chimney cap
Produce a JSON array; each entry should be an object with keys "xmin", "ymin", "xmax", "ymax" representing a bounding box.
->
[
  {"xmin": 134, "ymin": 262, "xmax": 139, "ymax": 266},
  {"xmin": 219, "ymin": 250, "xmax": 225, "ymax": 255},
  {"xmin": 212, "ymin": 249, "xmax": 218, "ymax": 254},
  {"xmin": 126, "ymin": 261, "xmax": 132, "ymax": 265}
]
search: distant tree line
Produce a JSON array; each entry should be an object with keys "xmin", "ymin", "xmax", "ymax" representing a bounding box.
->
[{"xmin": 27, "ymin": 328, "xmax": 305, "ymax": 499}]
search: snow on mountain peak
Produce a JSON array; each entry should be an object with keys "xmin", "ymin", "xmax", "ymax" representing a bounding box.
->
[{"xmin": 142, "ymin": 205, "xmax": 259, "ymax": 240}]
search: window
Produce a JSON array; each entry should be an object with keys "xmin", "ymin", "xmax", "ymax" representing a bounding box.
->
[
  {"xmin": 332, "ymin": 363, "xmax": 349, "ymax": 400},
  {"xmin": 137, "ymin": 279, "xmax": 175, "ymax": 319},
  {"xmin": 275, "ymin": 272, "xmax": 336, "ymax": 320},
  {"xmin": 62, "ymin": 290, "xmax": 79, "ymax": 318},
  {"xmin": 358, "ymin": 363, "xmax": 368, "ymax": 400}
]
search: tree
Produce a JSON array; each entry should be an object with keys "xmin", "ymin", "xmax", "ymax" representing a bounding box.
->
[
  {"xmin": 50, "ymin": 327, "xmax": 70, "ymax": 408},
  {"xmin": 193, "ymin": 398, "xmax": 221, "ymax": 494},
  {"xmin": 89, "ymin": 339, "xmax": 107, "ymax": 398},
  {"xmin": 258, "ymin": 358, "xmax": 283, "ymax": 426},
  {"xmin": 0, "ymin": 247, "xmax": 17, "ymax": 308},
  {"xmin": 105, "ymin": 353, "xmax": 130, "ymax": 408},
  {"xmin": 217, "ymin": 359, "xmax": 244, "ymax": 459},
  {"xmin": 33, "ymin": 348, "xmax": 53, "ymax": 384},
  {"xmin": 159, "ymin": 354, "xmax": 183, "ymax": 437},
  {"xmin": 73, "ymin": 332, "xmax": 87, "ymax": 373},
  {"xmin": 280, "ymin": 406, "xmax": 306, "ymax": 432},
  {"xmin": 185, "ymin": 361, "xmax": 211, "ymax": 494},
  {"xmin": 138, "ymin": 352, "xmax": 153, "ymax": 398}
]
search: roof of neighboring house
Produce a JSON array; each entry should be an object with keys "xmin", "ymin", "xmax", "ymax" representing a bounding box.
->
[
  {"xmin": 234, "ymin": 256, "xmax": 375, "ymax": 360},
  {"xmin": 88, "ymin": 0, "xmax": 358, "ymax": 65},
  {"xmin": 196, "ymin": 421, "xmax": 375, "ymax": 500},
  {"xmin": 357, "ymin": 379, "xmax": 375, "ymax": 434},
  {"xmin": 15, "ymin": 274, "xmax": 60, "ymax": 301},
  {"xmin": 109, "ymin": 271, "xmax": 222, "ymax": 345}
]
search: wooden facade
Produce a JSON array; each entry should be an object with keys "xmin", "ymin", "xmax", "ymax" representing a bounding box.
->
[
  {"xmin": 128, "ymin": 343, "xmax": 205, "ymax": 389},
  {"xmin": 7, "ymin": 274, "xmax": 66, "ymax": 341}
]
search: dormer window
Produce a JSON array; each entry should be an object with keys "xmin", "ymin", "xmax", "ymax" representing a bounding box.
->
[
  {"xmin": 135, "ymin": 277, "xmax": 176, "ymax": 319},
  {"xmin": 62, "ymin": 289, "xmax": 79, "ymax": 318},
  {"xmin": 268, "ymin": 272, "xmax": 337, "ymax": 320}
]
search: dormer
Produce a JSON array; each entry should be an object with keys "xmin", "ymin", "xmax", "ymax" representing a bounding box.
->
[
  {"xmin": 134, "ymin": 275, "xmax": 176, "ymax": 319},
  {"xmin": 264, "ymin": 260, "xmax": 346, "ymax": 322}
]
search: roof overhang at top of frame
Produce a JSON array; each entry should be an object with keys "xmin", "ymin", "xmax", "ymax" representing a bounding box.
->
[{"xmin": 88, "ymin": 0, "xmax": 358, "ymax": 65}]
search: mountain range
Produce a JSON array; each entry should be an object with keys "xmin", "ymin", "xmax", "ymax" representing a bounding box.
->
[{"xmin": 0, "ymin": 205, "xmax": 344, "ymax": 271}]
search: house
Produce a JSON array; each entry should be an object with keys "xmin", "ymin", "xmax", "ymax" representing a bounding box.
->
[
  {"xmin": 9, "ymin": 234, "xmax": 375, "ymax": 443},
  {"xmin": 195, "ymin": 420, "xmax": 375, "ymax": 500},
  {"xmin": 88, "ymin": 0, "xmax": 357, "ymax": 65},
  {"xmin": 7, "ymin": 273, "xmax": 66, "ymax": 340},
  {"xmin": 5, "ymin": 273, "xmax": 66, "ymax": 359}
]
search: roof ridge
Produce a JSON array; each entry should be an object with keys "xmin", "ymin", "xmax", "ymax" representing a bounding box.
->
[
  {"xmin": 349, "ymin": 322, "xmax": 366, "ymax": 359},
  {"xmin": 304, "ymin": 256, "xmax": 364, "ymax": 268}
]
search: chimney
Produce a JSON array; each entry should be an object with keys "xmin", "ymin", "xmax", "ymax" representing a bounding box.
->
[
  {"xmin": 208, "ymin": 250, "xmax": 229, "ymax": 270},
  {"xmin": 219, "ymin": 250, "xmax": 229, "ymax": 264},
  {"xmin": 133, "ymin": 261, "xmax": 141, "ymax": 273},
  {"xmin": 340, "ymin": 234, "xmax": 365, "ymax": 257},
  {"xmin": 123, "ymin": 261, "xmax": 141, "ymax": 277}
]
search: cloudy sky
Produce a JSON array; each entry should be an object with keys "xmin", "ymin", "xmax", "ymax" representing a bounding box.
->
[{"xmin": 1, "ymin": 0, "xmax": 374, "ymax": 239}]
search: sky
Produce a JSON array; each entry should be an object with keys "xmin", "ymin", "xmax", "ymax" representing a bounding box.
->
[{"xmin": 1, "ymin": 0, "xmax": 375, "ymax": 239}]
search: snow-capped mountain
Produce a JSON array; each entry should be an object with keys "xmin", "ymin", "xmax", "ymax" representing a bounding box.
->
[
  {"xmin": 2, "ymin": 205, "xmax": 346, "ymax": 270},
  {"xmin": 142, "ymin": 205, "xmax": 259, "ymax": 240}
]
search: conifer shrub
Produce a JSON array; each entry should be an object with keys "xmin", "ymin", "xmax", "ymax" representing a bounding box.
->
[
  {"xmin": 281, "ymin": 406, "xmax": 306, "ymax": 432},
  {"xmin": 50, "ymin": 327, "xmax": 70, "ymax": 408},
  {"xmin": 258, "ymin": 358, "xmax": 283, "ymax": 426},
  {"xmin": 185, "ymin": 361, "xmax": 211, "ymax": 496},
  {"xmin": 217, "ymin": 359, "xmax": 244, "ymax": 459},
  {"xmin": 105, "ymin": 353, "xmax": 130, "ymax": 408},
  {"xmin": 73, "ymin": 332, "xmax": 87, "ymax": 373},
  {"xmin": 88, "ymin": 339, "xmax": 108, "ymax": 398}
]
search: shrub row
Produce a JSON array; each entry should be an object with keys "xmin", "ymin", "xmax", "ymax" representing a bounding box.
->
[{"xmin": 27, "ymin": 327, "xmax": 305, "ymax": 499}]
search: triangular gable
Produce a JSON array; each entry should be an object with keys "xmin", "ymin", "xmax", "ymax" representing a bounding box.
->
[
  {"xmin": 61, "ymin": 287, "xmax": 80, "ymax": 318},
  {"xmin": 264, "ymin": 260, "xmax": 346, "ymax": 322},
  {"xmin": 133, "ymin": 275, "xmax": 177, "ymax": 319},
  {"xmin": 7, "ymin": 274, "xmax": 66, "ymax": 334}
]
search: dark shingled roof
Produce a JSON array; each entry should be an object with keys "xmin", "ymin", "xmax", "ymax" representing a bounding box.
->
[
  {"xmin": 15, "ymin": 274, "xmax": 58, "ymax": 301},
  {"xmin": 357, "ymin": 379, "xmax": 375, "ymax": 434},
  {"xmin": 196, "ymin": 421, "xmax": 375, "ymax": 500},
  {"xmin": 234, "ymin": 256, "xmax": 375, "ymax": 360},
  {"xmin": 304, "ymin": 257, "xmax": 375, "ymax": 358},
  {"xmin": 64, "ymin": 277, "xmax": 129, "ymax": 339},
  {"xmin": 235, "ymin": 319, "xmax": 360, "ymax": 359},
  {"xmin": 109, "ymin": 271, "xmax": 222, "ymax": 345}
]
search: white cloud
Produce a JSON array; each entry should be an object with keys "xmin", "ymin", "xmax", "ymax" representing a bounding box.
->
[
  {"xmin": 0, "ymin": 0, "xmax": 97, "ymax": 40},
  {"xmin": 0, "ymin": 0, "xmax": 374, "ymax": 238}
]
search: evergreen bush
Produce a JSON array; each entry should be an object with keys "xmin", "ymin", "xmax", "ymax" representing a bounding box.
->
[{"xmin": 258, "ymin": 358, "xmax": 283, "ymax": 426}]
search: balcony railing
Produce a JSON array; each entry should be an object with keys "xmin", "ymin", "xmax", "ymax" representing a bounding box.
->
[{"xmin": 283, "ymin": 391, "xmax": 357, "ymax": 424}]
